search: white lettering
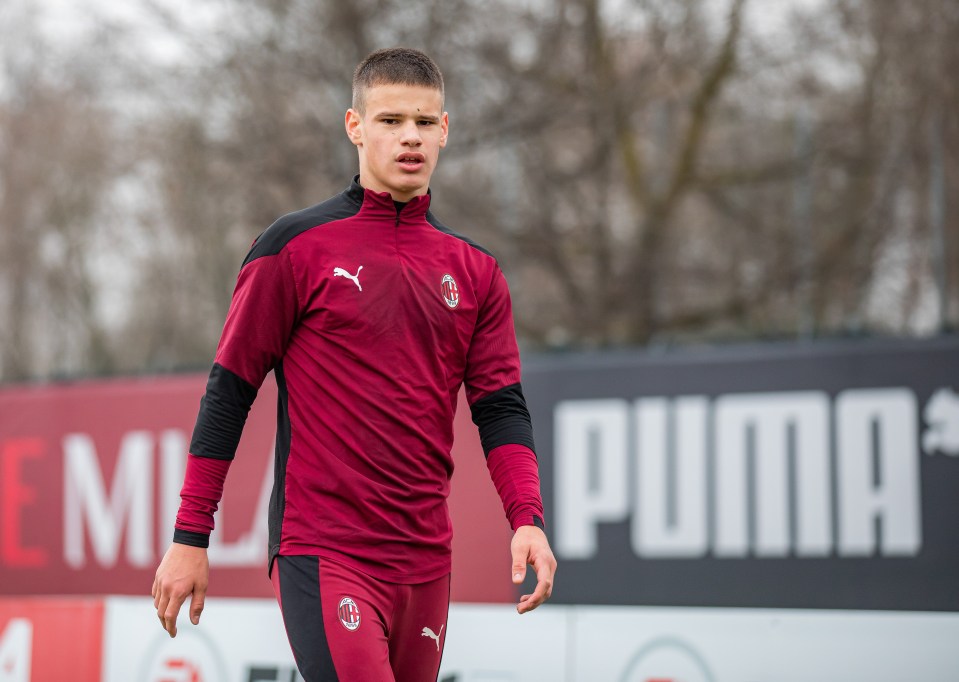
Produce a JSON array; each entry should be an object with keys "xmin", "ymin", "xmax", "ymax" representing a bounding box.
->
[
  {"xmin": 837, "ymin": 389, "xmax": 921, "ymax": 556},
  {"xmin": 0, "ymin": 619, "xmax": 31, "ymax": 682},
  {"xmin": 714, "ymin": 392, "xmax": 831, "ymax": 557},
  {"xmin": 553, "ymin": 388, "xmax": 921, "ymax": 560},
  {"xmin": 555, "ymin": 400, "xmax": 630, "ymax": 559},
  {"xmin": 633, "ymin": 397, "xmax": 708, "ymax": 557},
  {"xmin": 160, "ymin": 430, "xmax": 188, "ymax": 549},
  {"xmin": 922, "ymin": 387, "xmax": 959, "ymax": 455},
  {"xmin": 63, "ymin": 432, "xmax": 153, "ymax": 568}
]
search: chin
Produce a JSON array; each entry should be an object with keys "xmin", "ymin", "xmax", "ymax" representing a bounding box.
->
[{"xmin": 391, "ymin": 178, "xmax": 427, "ymax": 196}]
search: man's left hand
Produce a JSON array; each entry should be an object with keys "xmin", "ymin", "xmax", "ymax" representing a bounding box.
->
[{"xmin": 510, "ymin": 525, "xmax": 557, "ymax": 614}]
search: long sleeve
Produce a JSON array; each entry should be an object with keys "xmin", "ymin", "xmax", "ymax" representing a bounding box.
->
[
  {"xmin": 465, "ymin": 266, "xmax": 545, "ymax": 530},
  {"xmin": 174, "ymin": 246, "xmax": 300, "ymax": 547}
]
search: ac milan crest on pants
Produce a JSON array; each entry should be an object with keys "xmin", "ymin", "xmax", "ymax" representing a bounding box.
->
[
  {"xmin": 273, "ymin": 555, "xmax": 450, "ymax": 682},
  {"xmin": 337, "ymin": 597, "xmax": 361, "ymax": 631}
]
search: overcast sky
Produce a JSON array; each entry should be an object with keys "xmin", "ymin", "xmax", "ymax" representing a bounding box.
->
[{"xmin": 29, "ymin": 0, "xmax": 829, "ymax": 60}]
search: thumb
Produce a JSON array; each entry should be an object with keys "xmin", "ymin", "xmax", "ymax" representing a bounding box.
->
[{"xmin": 190, "ymin": 588, "xmax": 206, "ymax": 625}]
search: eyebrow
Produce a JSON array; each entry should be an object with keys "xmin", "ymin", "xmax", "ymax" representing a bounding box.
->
[{"xmin": 375, "ymin": 112, "xmax": 441, "ymax": 123}]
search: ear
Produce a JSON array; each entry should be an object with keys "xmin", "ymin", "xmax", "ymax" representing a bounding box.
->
[
  {"xmin": 439, "ymin": 111, "xmax": 449, "ymax": 149},
  {"xmin": 345, "ymin": 108, "xmax": 363, "ymax": 146}
]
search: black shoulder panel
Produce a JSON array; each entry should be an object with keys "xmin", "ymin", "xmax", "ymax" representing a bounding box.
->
[
  {"xmin": 243, "ymin": 183, "xmax": 364, "ymax": 266},
  {"xmin": 425, "ymin": 211, "xmax": 496, "ymax": 260}
]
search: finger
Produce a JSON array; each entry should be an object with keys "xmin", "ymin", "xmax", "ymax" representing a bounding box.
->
[
  {"xmin": 152, "ymin": 576, "xmax": 158, "ymax": 605},
  {"xmin": 161, "ymin": 593, "xmax": 187, "ymax": 638},
  {"xmin": 189, "ymin": 586, "xmax": 206, "ymax": 625},
  {"xmin": 517, "ymin": 577, "xmax": 549, "ymax": 614},
  {"xmin": 536, "ymin": 556, "xmax": 555, "ymax": 601},
  {"xmin": 511, "ymin": 547, "xmax": 528, "ymax": 584},
  {"xmin": 517, "ymin": 560, "xmax": 553, "ymax": 614},
  {"xmin": 162, "ymin": 611, "xmax": 178, "ymax": 637},
  {"xmin": 155, "ymin": 592, "xmax": 170, "ymax": 630}
]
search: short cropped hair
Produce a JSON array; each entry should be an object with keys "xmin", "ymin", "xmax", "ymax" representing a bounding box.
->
[{"xmin": 352, "ymin": 47, "xmax": 445, "ymax": 114}]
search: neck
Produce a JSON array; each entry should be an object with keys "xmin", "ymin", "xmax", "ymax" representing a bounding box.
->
[{"xmin": 356, "ymin": 173, "xmax": 428, "ymax": 203}]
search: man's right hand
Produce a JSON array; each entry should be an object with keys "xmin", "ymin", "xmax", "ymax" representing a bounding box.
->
[{"xmin": 152, "ymin": 542, "xmax": 209, "ymax": 638}]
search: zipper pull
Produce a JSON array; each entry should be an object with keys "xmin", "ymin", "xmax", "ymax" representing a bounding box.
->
[{"xmin": 393, "ymin": 199, "xmax": 406, "ymax": 227}]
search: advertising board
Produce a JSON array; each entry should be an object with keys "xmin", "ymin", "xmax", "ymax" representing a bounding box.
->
[
  {"xmin": 97, "ymin": 598, "xmax": 959, "ymax": 682},
  {"xmin": 0, "ymin": 599, "xmax": 103, "ymax": 682},
  {"xmin": 0, "ymin": 374, "xmax": 512, "ymax": 603},
  {"xmin": 525, "ymin": 337, "xmax": 959, "ymax": 610}
]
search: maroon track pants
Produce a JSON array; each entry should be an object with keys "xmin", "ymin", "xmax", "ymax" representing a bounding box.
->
[{"xmin": 271, "ymin": 555, "xmax": 450, "ymax": 682}]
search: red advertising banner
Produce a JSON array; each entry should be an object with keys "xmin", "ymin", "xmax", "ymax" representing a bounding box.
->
[
  {"xmin": 0, "ymin": 598, "xmax": 104, "ymax": 681},
  {"xmin": 0, "ymin": 373, "xmax": 513, "ymax": 603}
]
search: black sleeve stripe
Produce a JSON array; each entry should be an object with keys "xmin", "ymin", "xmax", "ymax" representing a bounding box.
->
[
  {"xmin": 189, "ymin": 363, "xmax": 259, "ymax": 460},
  {"xmin": 469, "ymin": 383, "xmax": 536, "ymax": 457},
  {"xmin": 173, "ymin": 529, "xmax": 210, "ymax": 548}
]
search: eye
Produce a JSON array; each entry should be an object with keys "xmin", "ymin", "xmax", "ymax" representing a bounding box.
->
[
  {"xmin": 418, "ymin": 120, "xmax": 434, "ymax": 126},
  {"xmin": 381, "ymin": 118, "xmax": 398, "ymax": 125}
]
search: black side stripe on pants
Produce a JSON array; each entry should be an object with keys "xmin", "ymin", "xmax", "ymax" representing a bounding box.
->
[{"xmin": 278, "ymin": 556, "xmax": 338, "ymax": 682}]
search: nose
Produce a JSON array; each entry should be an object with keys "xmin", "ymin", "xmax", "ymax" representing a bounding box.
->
[{"xmin": 399, "ymin": 120, "xmax": 422, "ymax": 146}]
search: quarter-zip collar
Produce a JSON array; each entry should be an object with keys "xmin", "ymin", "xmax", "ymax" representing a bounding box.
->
[{"xmin": 347, "ymin": 175, "xmax": 432, "ymax": 225}]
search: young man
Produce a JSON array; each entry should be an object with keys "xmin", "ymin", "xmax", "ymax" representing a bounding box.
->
[{"xmin": 152, "ymin": 47, "xmax": 555, "ymax": 682}]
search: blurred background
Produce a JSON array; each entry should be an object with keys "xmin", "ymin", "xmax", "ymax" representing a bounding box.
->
[
  {"xmin": 1, "ymin": 0, "xmax": 956, "ymax": 381},
  {"xmin": 1, "ymin": 0, "xmax": 958, "ymax": 680}
]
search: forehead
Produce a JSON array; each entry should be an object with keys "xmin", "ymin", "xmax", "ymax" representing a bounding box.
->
[{"xmin": 361, "ymin": 83, "xmax": 444, "ymax": 116}]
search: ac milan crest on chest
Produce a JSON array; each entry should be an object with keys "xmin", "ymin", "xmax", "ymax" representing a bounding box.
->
[
  {"xmin": 338, "ymin": 596, "xmax": 361, "ymax": 631},
  {"xmin": 441, "ymin": 273, "xmax": 459, "ymax": 309}
]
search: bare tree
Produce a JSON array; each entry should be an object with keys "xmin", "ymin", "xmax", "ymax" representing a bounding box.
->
[
  {"xmin": 2, "ymin": 0, "xmax": 955, "ymax": 382},
  {"xmin": 0, "ymin": 7, "xmax": 118, "ymax": 380}
]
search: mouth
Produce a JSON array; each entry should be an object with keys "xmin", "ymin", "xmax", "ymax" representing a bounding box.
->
[{"xmin": 396, "ymin": 152, "xmax": 426, "ymax": 170}]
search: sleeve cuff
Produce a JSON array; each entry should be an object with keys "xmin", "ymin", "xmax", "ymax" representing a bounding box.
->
[
  {"xmin": 173, "ymin": 528, "xmax": 211, "ymax": 548},
  {"xmin": 510, "ymin": 512, "xmax": 546, "ymax": 532}
]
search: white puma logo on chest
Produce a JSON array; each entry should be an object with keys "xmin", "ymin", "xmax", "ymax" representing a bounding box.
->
[
  {"xmin": 333, "ymin": 265, "xmax": 363, "ymax": 291},
  {"xmin": 421, "ymin": 624, "xmax": 444, "ymax": 651}
]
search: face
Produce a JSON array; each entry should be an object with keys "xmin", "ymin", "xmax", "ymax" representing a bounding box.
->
[{"xmin": 345, "ymin": 83, "xmax": 448, "ymax": 202}]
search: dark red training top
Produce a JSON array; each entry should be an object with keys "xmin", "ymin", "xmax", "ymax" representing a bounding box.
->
[{"xmin": 174, "ymin": 178, "xmax": 544, "ymax": 583}]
